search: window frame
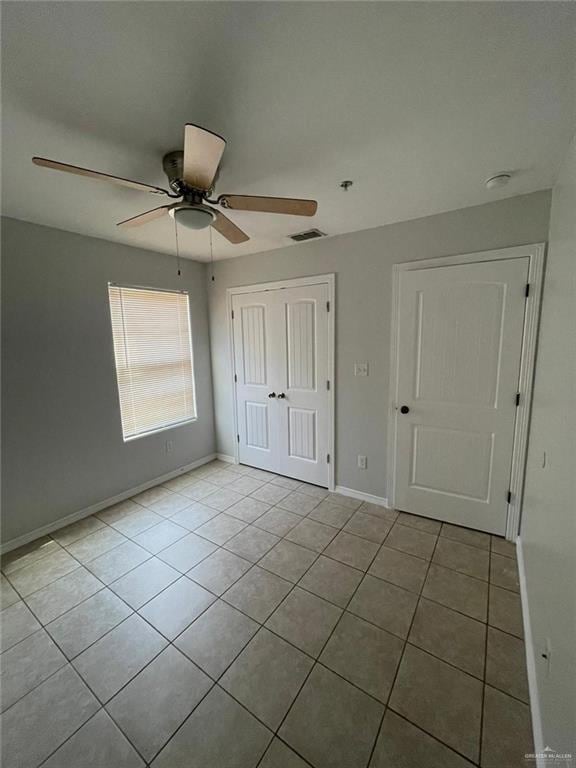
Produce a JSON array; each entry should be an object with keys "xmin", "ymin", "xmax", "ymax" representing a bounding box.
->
[{"xmin": 108, "ymin": 282, "xmax": 198, "ymax": 442}]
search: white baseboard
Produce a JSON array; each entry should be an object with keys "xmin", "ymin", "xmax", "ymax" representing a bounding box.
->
[
  {"xmin": 216, "ymin": 453, "xmax": 237, "ymax": 464},
  {"xmin": 517, "ymin": 536, "xmax": 544, "ymax": 766},
  {"xmin": 334, "ymin": 485, "xmax": 389, "ymax": 507},
  {"xmin": 0, "ymin": 454, "xmax": 218, "ymax": 555}
]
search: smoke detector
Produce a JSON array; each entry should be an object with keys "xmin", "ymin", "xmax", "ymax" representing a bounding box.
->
[{"xmin": 485, "ymin": 173, "xmax": 512, "ymax": 190}]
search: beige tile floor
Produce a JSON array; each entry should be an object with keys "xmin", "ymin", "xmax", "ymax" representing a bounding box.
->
[{"xmin": 0, "ymin": 460, "xmax": 533, "ymax": 768}]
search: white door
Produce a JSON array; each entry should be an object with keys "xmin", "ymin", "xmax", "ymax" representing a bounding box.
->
[
  {"xmin": 232, "ymin": 291, "xmax": 279, "ymax": 473},
  {"xmin": 232, "ymin": 282, "xmax": 331, "ymax": 486},
  {"xmin": 393, "ymin": 257, "xmax": 529, "ymax": 535}
]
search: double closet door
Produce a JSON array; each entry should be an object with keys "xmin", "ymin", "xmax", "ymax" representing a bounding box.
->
[{"xmin": 232, "ymin": 281, "xmax": 331, "ymax": 487}]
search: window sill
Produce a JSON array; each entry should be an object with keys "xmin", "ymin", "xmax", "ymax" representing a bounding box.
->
[{"xmin": 123, "ymin": 417, "xmax": 198, "ymax": 443}]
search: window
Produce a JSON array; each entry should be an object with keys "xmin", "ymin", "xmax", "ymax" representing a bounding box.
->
[{"xmin": 108, "ymin": 284, "xmax": 196, "ymax": 441}]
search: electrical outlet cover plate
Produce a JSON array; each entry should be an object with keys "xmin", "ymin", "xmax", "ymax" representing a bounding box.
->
[{"xmin": 354, "ymin": 362, "xmax": 368, "ymax": 377}]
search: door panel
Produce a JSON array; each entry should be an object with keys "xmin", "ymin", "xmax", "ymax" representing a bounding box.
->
[
  {"xmin": 394, "ymin": 258, "xmax": 529, "ymax": 535},
  {"xmin": 240, "ymin": 305, "xmax": 268, "ymax": 385},
  {"xmin": 288, "ymin": 407, "xmax": 317, "ymax": 461},
  {"xmin": 415, "ymin": 282, "xmax": 505, "ymax": 407},
  {"xmin": 411, "ymin": 425, "xmax": 494, "ymax": 500},
  {"xmin": 233, "ymin": 293, "xmax": 279, "ymax": 472},
  {"xmin": 245, "ymin": 402, "xmax": 270, "ymax": 450},
  {"xmin": 277, "ymin": 284, "xmax": 329, "ymax": 485},
  {"xmin": 286, "ymin": 300, "xmax": 316, "ymax": 390}
]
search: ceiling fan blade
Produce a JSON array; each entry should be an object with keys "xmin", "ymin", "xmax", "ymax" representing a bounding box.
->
[
  {"xmin": 183, "ymin": 124, "xmax": 226, "ymax": 191},
  {"xmin": 117, "ymin": 204, "xmax": 176, "ymax": 229},
  {"xmin": 218, "ymin": 194, "xmax": 317, "ymax": 217},
  {"xmin": 211, "ymin": 210, "xmax": 249, "ymax": 244},
  {"xmin": 32, "ymin": 157, "xmax": 170, "ymax": 195}
]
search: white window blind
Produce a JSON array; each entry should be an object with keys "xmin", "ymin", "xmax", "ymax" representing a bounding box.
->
[{"xmin": 108, "ymin": 284, "xmax": 196, "ymax": 441}]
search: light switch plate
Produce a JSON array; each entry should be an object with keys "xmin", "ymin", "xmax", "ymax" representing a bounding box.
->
[{"xmin": 354, "ymin": 362, "xmax": 369, "ymax": 377}]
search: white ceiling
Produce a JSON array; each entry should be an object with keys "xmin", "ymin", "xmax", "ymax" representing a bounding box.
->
[{"xmin": 2, "ymin": 2, "xmax": 574, "ymax": 261}]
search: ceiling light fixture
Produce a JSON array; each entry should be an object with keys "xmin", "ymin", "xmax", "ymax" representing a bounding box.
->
[
  {"xmin": 485, "ymin": 173, "xmax": 512, "ymax": 190},
  {"xmin": 169, "ymin": 204, "xmax": 215, "ymax": 231}
]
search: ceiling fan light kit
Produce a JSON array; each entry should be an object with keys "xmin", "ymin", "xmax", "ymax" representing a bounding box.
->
[
  {"xmin": 32, "ymin": 123, "xmax": 318, "ymax": 245},
  {"xmin": 170, "ymin": 205, "xmax": 215, "ymax": 231}
]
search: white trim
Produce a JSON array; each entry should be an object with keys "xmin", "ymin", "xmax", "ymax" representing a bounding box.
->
[
  {"xmin": 386, "ymin": 243, "xmax": 545, "ymax": 540},
  {"xmin": 227, "ymin": 273, "xmax": 336, "ymax": 492},
  {"xmin": 334, "ymin": 485, "xmax": 389, "ymax": 508},
  {"xmin": 517, "ymin": 537, "xmax": 545, "ymax": 766},
  {"xmin": 216, "ymin": 453, "xmax": 237, "ymax": 464},
  {"xmin": 227, "ymin": 274, "xmax": 335, "ymax": 295},
  {"xmin": 0, "ymin": 454, "xmax": 217, "ymax": 555},
  {"xmin": 506, "ymin": 246, "xmax": 545, "ymax": 539}
]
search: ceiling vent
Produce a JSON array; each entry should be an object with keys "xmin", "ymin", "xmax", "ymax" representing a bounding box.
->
[{"xmin": 289, "ymin": 228, "xmax": 326, "ymax": 242}]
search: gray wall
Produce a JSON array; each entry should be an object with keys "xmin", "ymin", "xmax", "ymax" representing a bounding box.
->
[
  {"xmin": 209, "ymin": 191, "xmax": 551, "ymax": 497},
  {"xmin": 522, "ymin": 139, "xmax": 575, "ymax": 754},
  {"xmin": 2, "ymin": 218, "xmax": 215, "ymax": 544}
]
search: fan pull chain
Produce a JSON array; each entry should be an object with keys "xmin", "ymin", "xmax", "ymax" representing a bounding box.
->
[
  {"xmin": 173, "ymin": 216, "xmax": 182, "ymax": 277},
  {"xmin": 210, "ymin": 224, "xmax": 215, "ymax": 282}
]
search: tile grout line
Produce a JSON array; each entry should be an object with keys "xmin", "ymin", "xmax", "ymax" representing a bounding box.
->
[
  {"xmin": 478, "ymin": 540, "xmax": 492, "ymax": 767},
  {"xmin": 30, "ymin": 487, "xmax": 253, "ymax": 768},
  {"xmin": 3, "ymin": 465, "xmax": 523, "ymax": 768},
  {"xmin": 13, "ymin": 539, "xmax": 526, "ymax": 766},
  {"xmin": 3, "ymin": 524, "xmax": 523, "ymax": 722},
  {"xmin": 374, "ymin": 529, "xmax": 500, "ymax": 766},
  {"xmin": 49, "ymin": 528, "xmax": 259, "ymax": 768},
  {"xmin": 265, "ymin": 511, "xmax": 396, "ymax": 767},
  {"xmin": 4, "ymin": 508, "xmax": 513, "ymax": 697},
  {"xmin": 384, "ymin": 526, "xmax": 527, "ymax": 766},
  {"xmin": 157, "ymin": 501, "xmax": 387, "ymax": 768},
  {"xmin": 18, "ymin": 527, "xmax": 298, "ymax": 758},
  {"xmin": 3, "ymin": 480, "xmax": 512, "ymax": 602},
  {"xmin": 365, "ymin": 522, "xmax": 445, "ymax": 768}
]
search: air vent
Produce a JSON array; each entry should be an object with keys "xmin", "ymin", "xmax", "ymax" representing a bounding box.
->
[{"xmin": 289, "ymin": 228, "xmax": 326, "ymax": 242}]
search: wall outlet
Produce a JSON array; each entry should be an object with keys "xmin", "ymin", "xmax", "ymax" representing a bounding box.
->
[
  {"xmin": 357, "ymin": 455, "xmax": 367, "ymax": 469},
  {"xmin": 165, "ymin": 440, "xmax": 174, "ymax": 454},
  {"xmin": 354, "ymin": 362, "xmax": 369, "ymax": 377}
]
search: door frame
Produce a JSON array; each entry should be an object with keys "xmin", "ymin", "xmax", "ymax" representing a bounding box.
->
[
  {"xmin": 386, "ymin": 243, "xmax": 545, "ymax": 540},
  {"xmin": 227, "ymin": 273, "xmax": 336, "ymax": 491}
]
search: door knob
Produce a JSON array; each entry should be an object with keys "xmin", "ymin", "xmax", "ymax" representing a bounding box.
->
[
  {"xmin": 268, "ymin": 392, "xmax": 277, "ymax": 398},
  {"xmin": 400, "ymin": 405, "xmax": 410, "ymax": 414},
  {"xmin": 277, "ymin": 393, "xmax": 286, "ymax": 399}
]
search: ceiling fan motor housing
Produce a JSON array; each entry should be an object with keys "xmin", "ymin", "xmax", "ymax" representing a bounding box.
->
[{"xmin": 162, "ymin": 150, "xmax": 186, "ymax": 195}]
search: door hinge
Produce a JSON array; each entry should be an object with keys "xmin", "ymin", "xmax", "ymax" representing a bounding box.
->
[
  {"xmin": 525, "ymin": 283, "xmax": 530, "ymax": 298},
  {"xmin": 326, "ymin": 300, "xmax": 330, "ymax": 312},
  {"xmin": 237, "ymin": 434, "xmax": 240, "ymax": 443},
  {"xmin": 234, "ymin": 373, "xmax": 238, "ymax": 383},
  {"xmin": 326, "ymin": 380, "xmax": 330, "ymax": 391},
  {"xmin": 231, "ymin": 309, "xmax": 235, "ymax": 319},
  {"xmin": 326, "ymin": 453, "xmax": 330, "ymax": 464},
  {"xmin": 515, "ymin": 392, "xmax": 521, "ymax": 407},
  {"xmin": 507, "ymin": 490, "xmax": 512, "ymax": 504}
]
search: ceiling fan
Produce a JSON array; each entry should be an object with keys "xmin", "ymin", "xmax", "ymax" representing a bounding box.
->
[{"xmin": 32, "ymin": 123, "xmax": 318, "ymax": 244}]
